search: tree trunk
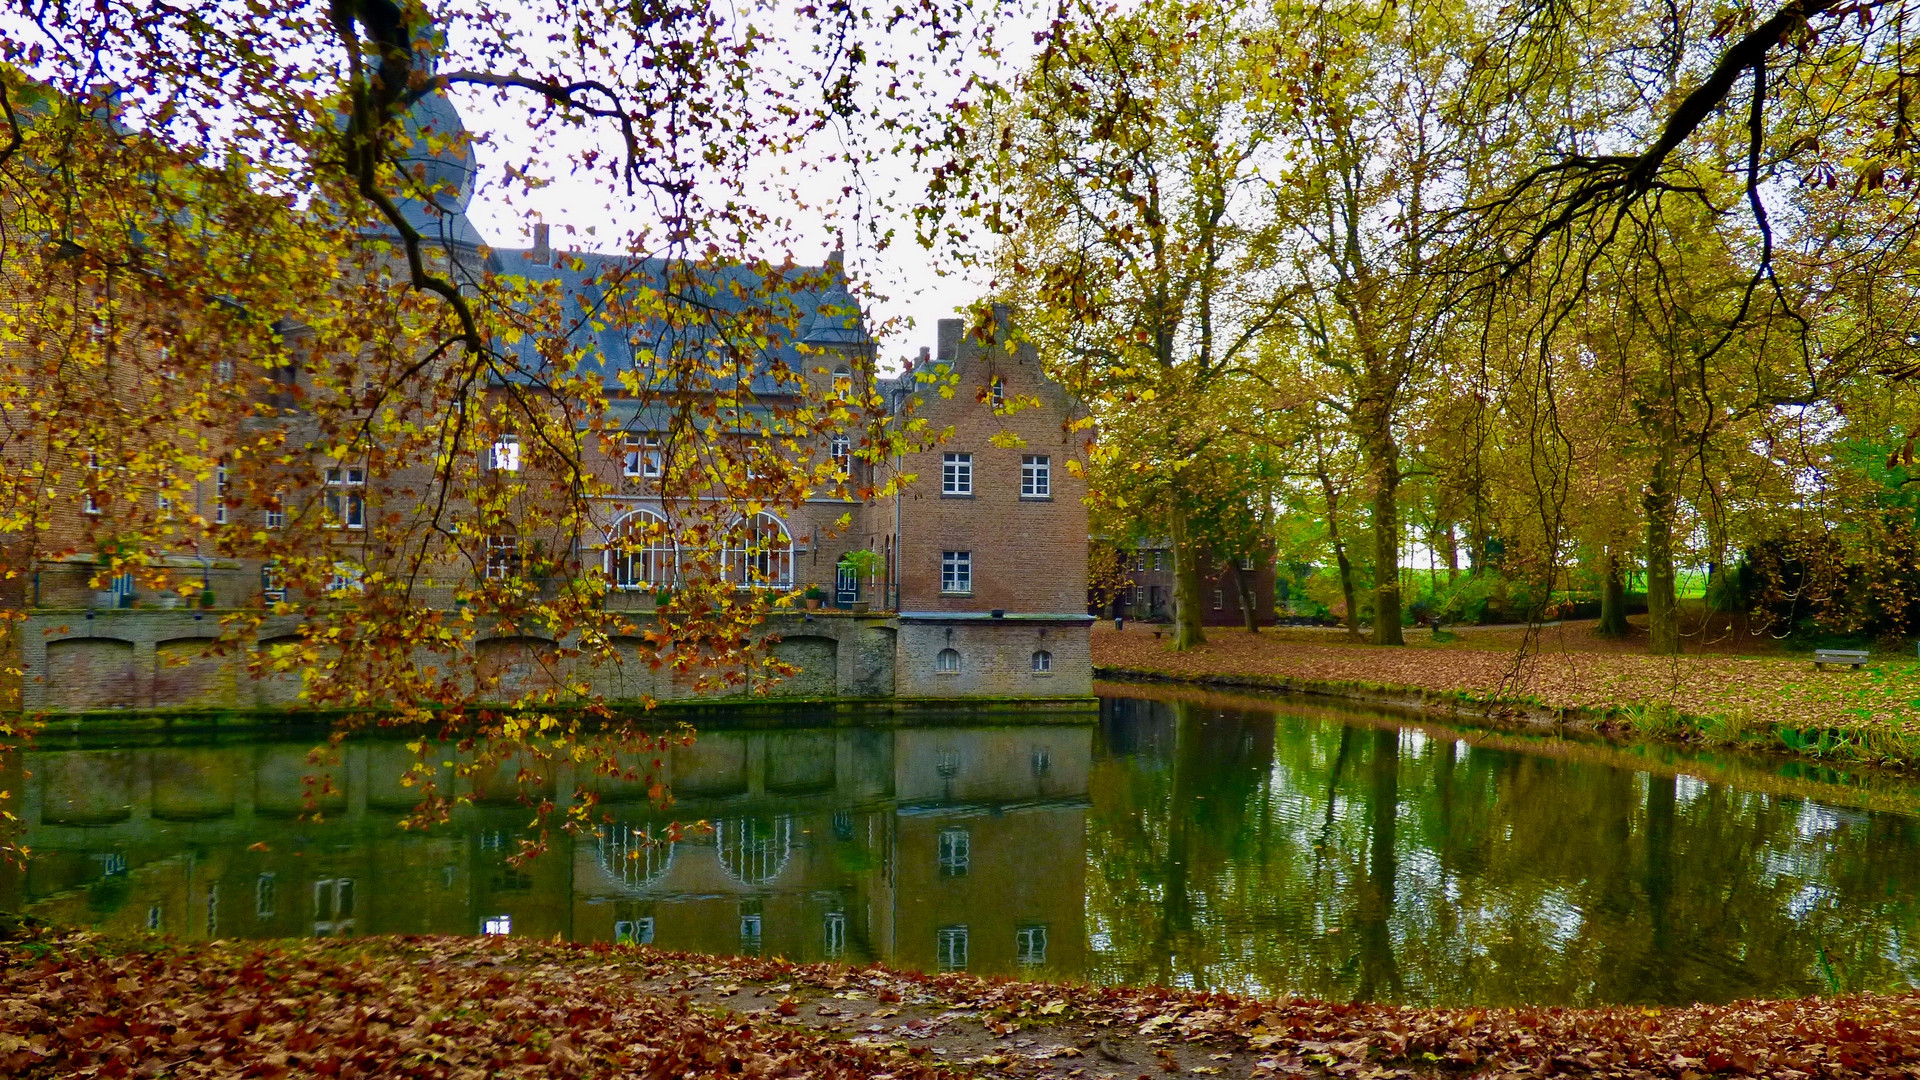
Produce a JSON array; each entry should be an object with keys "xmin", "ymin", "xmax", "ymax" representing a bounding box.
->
[
  {"xmin": 1369, "ymin": 449, "xmax": 1404, "ymax": 646},
  {"xmin": 1442, "ymin": 523, "xmax": 1458, "ymax": 585},
  {"xmin": 1334, "ymin": 544, "xmax": 1360, "ymax": 641},
  {"xmin": 1170, "ymin": 503, "xmax": 1207, "ymax": 650},
  {"xmin": 1644, "ymin": 437, "xmax": 1680, "ymax": 655},
  {"xmin": 1236, "ymin": 565, "xmax": 1259, "ymax": 632},
  {"xmin": 1596, "ymin": 552, "xmax": 1630, "ymax": 638}
]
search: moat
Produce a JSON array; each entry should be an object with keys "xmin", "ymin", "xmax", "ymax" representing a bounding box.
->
[{"xmin": 5, "ymin": 683, "xmax": 1919, "ymax": 1007}]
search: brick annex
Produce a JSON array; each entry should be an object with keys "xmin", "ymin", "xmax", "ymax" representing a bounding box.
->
[{"xmin": 5, "ymin": 81, "xmax": 1094, "ymax": 716}]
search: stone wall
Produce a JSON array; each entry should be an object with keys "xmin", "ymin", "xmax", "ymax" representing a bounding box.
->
[{"xmin": 893, "ymin": 615, "xmax": 1092, "ymax": 699}]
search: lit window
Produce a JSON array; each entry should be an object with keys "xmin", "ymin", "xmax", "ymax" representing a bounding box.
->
[
  {"xmin": 1031, "ymin": 650, "xmax": 1052, "ymax": 673},
  {"xmin": 482, "ymin": 914, "xmax": 512, "ymax": 936},
  {"xmin": 942, "ymin": 452, "xmax": 972, "ymax": 495},
  {"xmin": 255, "ymin": 873, "xmax": 276, "ymax": 919},
  {"xmin": 940, "ymin": 550, "xmax": 971, "ymax": 594},
  {"xmin": 1021, "ymin": 455, "xmax": 1050, "ymax": 498},
  {"xmin": 938, "ymin": 828, "xmax": 969, "ymax": 876},
  {"xmin": 1213, "ymin": 589, "xmax": 1225, "ymax": 610},
  {"xmin": 1016, "ymin": 925, "xmax": 1048, "ymax": 967},
  {"xmin": 989, "ymin": 375, "xmax": 1005, "ymax": 410},
  {"xmin": 622, "ymin": 433, "xmax": 662, "ymax": 479},
  {"xmin": 936, "ymin": 925, "xmax": 969, "ymax": 972},
  {"xmin": 323, "ymin": 466, "xmax": 365, "ymax": 529},
  {"xmin": 935, "ymin": 647, "xmax": 962, "ymax": 674},
  {"xmin": 830, "ymin": 432, "xmax": 851, "ymax": 477},
  {"xmin": 615, "ymin": 917, "xmax": 655, "ymax": 945},
  {"xmin": 489, "ymin": 434, "xmax": 521, "ymax": 472},
  {"xmin": 824, "ymin": 911, "xmax": 847, "ymax": 959},
  {"xmin": 485, "ymin": 535, "xmax": 520, "ymax": 580}
]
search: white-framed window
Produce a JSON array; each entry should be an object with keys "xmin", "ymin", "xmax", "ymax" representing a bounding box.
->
[
  {"xmin": 936, "ymin": 925, "xmax": 969, "ymax": 972},
  {"xmin": 1240, "ymin": 556, "xmax": 1255, "ymax": 571},
  {"xmin": 265, "ymin": 491, "xmax": 285, "ymax": 530},
  {"xmin": 255, "ymin": 872, "xmax": 276, "ymax": 919},
  {"xmin": 1136, "ymin": 554, "xmax": 1147, "ymax": 572},
  {"xmin": 1213, "ymin": 589, "xmax": 1225, "ymax": 610},
  {"xmin": 213, "ymin": 458, "xmax": 230, "ymax": 525},
  {"xmin": 324, "ymin": 466, "xmax": 365, "ymax": 529},
  {"xmin": 213, "ymin": 356, "xmax": 236, "ymax": 383},
  {"xmin": 607, "ymin": 509, "xmax": 676, "ymax": 589},
  {"xmin": 725, "ymin": 512, "xmax": 794, "ymax": 589},
  {"xmin": 1031, "ymin": 650, "xmax": 1052, "ymax": 673},
  {"xmin": 935, "ymin": 647, "xmax": 962, "ymax": 674},
  {"xmin": 615, "ymin": 917, "xmax": 655, "ymax": 945},
  {"xmin": 489, "ymin": 433, "xmax": 521, "ymax": 473},
  {"xmin": 824, "ymin": 911, "xmax": 847, "ymax": 959},
  {"xmin": 1021, "ymin": 455, "xmax": 1050, "ymax": 498},
  {"xmin": 833, "ymin": 367, "xmax": 853, "ymax": 398},
  {"xmin": 261, "ymin": 563, "xmax": 285, "ymax": 604},
  {"xmin": 1016, "ymin": 925, "xmax": 1048, "ymax": 967},
  {"xmin": 622, "ymin": 433, "xmax": 662, "ymax": 479},
  {"xmin": 314, "ymin": 878, "xmax": 354, "ymax": 938},
  {"xmin": 989, "ymin": 375, "xmax": 1005, "ymax": 410},
  {"xmin": 327, "ymin": 562, "xmax": 364, "ymax": 596},
  {"xmin": 938, "ymin": 828, "xmax": 969, "ymax": 876},
  {"xmin": 485, "ymin": 535, "xmax": 520, "ymax": 580},
  {"xmin": 830, "ymin": 432, "xmax": 851, "ymax": 477},
  {"xmin": 740, "ymin": 913, "xmax": 763, "ymax": 955},
  {"xmin": 940, "ymin": 550, "xmax": 971, "ymax": 594},
  {"xmin": 482, "ymin": 914, "xmax": 512, "ymax": 936},
  {"xmin": 83, "ymin": 449, "xmax": 101, "ymax": 515},
  {"xmin": 157, "ymin": 486, "xmax": 172, "ymax": 516},
  {"xmin": 942, "ymin": 452, "xmax": 972, "ymax": 495}
]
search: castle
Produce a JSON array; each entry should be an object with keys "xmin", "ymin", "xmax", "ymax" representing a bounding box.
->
[{"xmin": 4, "ymin": 80, "xmax": 1093, "ymax": 717}]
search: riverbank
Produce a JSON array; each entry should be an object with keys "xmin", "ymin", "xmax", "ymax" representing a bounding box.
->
[
  {"xmin": 4, "ymin": 929, "xmax": 1916, "ymax": 1079},
  {"xmin": 1091, "ymin": 626, "xmax": 1920, "ymax": 769}
]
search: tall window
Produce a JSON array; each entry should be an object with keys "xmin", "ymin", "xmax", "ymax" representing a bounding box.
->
[
  {"xmin": 824, "ymin": 911, "xmax": 847, "ymax": 959},
  {"xmin": 214, "ymin": 458, "xmax": 230, "ymax": 525},
  {"xmin": 989, "ymin": 375, "xmax": 1005, "ymax": 409},
  {"xmin": 726, "ymin": 513, "xmax": 793, "ymax": 589},
  {"xmin": 936, "ymin": 926, "xmax": 969, "ymax": 972},
  {"xmin": 261, "ymin": 563, "xmax": 285, "ymax": 604},
  {"xmin": 1021, "ymin": 455, "xmax": 1050, "ymax": 498},
  {"xmin": 830, "ymin": 433, "xmax": 851, "ymax": 477},
  {"xmin": 324, "ymin": 466, "xmax": 365, "ymax": 529},
  {"xmin": 740, "ymin": 913, "xmax": 763, "ymax": 955},
  {"xmin": 485, "ymin": 535, "xmax": 520, "ymax": 580},
  {"xmin": 83, "ymin": 450, "xmax": 101, "ymax": 515},
  {"xmin": 622, "ymin": 433, "xmax": 662, "ymax": 479},
  {"xmin": 313, "ymin": 878, "xmax": 354, "ymax": 937},
  {"xmin": 935, "ymin": 647, "xmax": 961, "ymax": 674},
  {"xmin": 1016, "ymin": 925, "xmax": 1048, "ymax": 968},
  {"xmin": 940, "ymin": 550, "xmax": 971, "ymax": 594},
  {"xmin": 489, "ymin": 433, "xmax": 521, "ymax": 472},
  {"xmin": 255, "ymin": 873, "xmax": 276, "ymax": 919},
  {"xmin": 938, "ymin": 828, "xmax": 970, "ymax": 875},
  {"xmin": 608, "ymin": 510, "xmax": 675, "ymax": 589},
  {"xmin": 833, "ymin": 367, "xmax": 853, "ymax": 398},
  {"xmin": 942, "ymin": 452, "xmax": 972, "ymax": 495},
  {"xmin": 1213, "ymin": 589, "xmax": 1225, "ymax": 610},
  {"xmin": 265, "ymin": 491, "xmax": 285, "ymax": 530}
]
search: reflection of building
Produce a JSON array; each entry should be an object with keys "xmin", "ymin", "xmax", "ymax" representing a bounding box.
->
[{"xmin": 3, "ymin": 721, "xmax": 1091, "ymax": 979}]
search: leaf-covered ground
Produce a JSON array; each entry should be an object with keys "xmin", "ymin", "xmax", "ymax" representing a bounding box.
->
[
  {"xmin": 7, "ymin": 931, "xmax": 1920, "ymax": 1079},
  {"xmin": 1091, "ymin": 626, "xmax": 1920, "ymax": 766}
]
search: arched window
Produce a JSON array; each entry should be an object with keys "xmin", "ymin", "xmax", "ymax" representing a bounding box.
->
[
  {"xmin": 726, "ymin": 512, "xmax": 793, "ymax": 589},
  {"xmin": 936, "ymin": 648, "xmax": 961, "ymax": 674},
  {"xmin": 1031, "ymin": 650, "xmax": 1052, "ymax": 673},
  {"xmin": 606, "ymin": 509, "xmax": 676, "ymax": 589}
]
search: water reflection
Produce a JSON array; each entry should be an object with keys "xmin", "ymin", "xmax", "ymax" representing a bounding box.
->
[{"xmin": 5, "ymin": 689, "xmax": 1920, "ymax": 1006}]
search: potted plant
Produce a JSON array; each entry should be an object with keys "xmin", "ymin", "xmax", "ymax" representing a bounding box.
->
[
  {"xmin": 837, "ymin": 549, "xmax": 883, "ymax": 613},
  {"xmin": 804, "ymin": 584, "xmax": 826, "ymax": 610}
]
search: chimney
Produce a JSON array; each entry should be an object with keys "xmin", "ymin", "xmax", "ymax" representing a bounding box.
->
[
  {"xmin": 530, "ymin": 222, "xmax": 551, "ymax": 265},
  {"xmin": 990, "ymin": 302, "xmax": 1013, "ymax": 342},
  {"xmin": 936, "ymin": 320, "xmax": 962, "ymax": 365}
]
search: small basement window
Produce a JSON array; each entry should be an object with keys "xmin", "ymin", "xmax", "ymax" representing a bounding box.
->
[
  {"xmin": 936, "ymin": 647, "xmax": 961, "ymax": 674},
  {"xmin": 1031, "ymin": 650, "xmax": 1052, "ymax": 673}
]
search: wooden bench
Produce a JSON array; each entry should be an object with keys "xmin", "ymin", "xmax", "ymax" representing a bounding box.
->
[{"xmin": 1813, "ymin": 649, "xmax": 1869, "ymax": 670}]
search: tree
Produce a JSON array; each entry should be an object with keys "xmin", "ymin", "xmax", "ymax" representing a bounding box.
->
[{"xmin": 0, "ymin": 0, "xmax": 990, "ymax": 856}]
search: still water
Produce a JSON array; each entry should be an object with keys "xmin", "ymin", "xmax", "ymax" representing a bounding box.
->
[{"xmin": 5, "ymin": 684, "xmax": 1919, "ymax": 1007}]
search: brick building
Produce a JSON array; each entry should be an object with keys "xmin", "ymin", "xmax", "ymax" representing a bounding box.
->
[
  {"xmin": 1099, "ymin": 539, "xmax": 1276, "ymax": 627},
  {"xmin": 4, "ymin": 80, "xmax": 1093, "ymax": 711}
]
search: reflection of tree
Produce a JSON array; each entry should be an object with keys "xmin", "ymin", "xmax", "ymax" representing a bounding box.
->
[{"xmin": 1088, "ymin": 696, "xmax": 1920, "ymax": 1006}]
